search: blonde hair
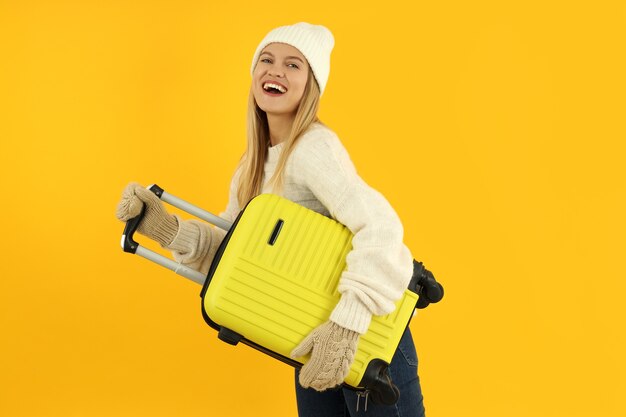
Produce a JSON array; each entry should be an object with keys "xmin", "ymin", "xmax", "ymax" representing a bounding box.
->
[{"xmin": 237, "ymin": 67, "xmax": 324, "ymax": 207}]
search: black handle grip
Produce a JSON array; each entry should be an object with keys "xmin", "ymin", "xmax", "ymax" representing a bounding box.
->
[
  {"xmin": 147, "ymin": 184, "xmax": 164, "ymax": 198},
  {"xmin": 122, "ymin": 204, "xmax": 146, "ymax": 254},
  {"xmin": 121, "ymin": 184, "xmax": 163, "ymax": 254}
]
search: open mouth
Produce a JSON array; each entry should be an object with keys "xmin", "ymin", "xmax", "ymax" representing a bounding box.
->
[{"xmin": 263, "ymin": 82, "xmax": 287, "ymax": 95}]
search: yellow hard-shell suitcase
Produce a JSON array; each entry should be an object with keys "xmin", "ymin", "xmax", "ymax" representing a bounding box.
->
[{"xmin": 121, "ymin": 184, "xmax": 443, "ymax": 405}]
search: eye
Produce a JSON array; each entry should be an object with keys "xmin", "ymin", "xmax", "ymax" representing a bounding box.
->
[
  {"xmin": 287, "ymin": 63, "xmax": 299, "ymax": 69},
  {"xmin": 260, "ymin": 58, "xmax": 272, "ymax": 64}
]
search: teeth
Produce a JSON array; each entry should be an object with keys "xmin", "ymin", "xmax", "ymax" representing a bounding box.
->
[{"xmin": 263, "ymin": 82, "xmax": 287, "ymax": 93}]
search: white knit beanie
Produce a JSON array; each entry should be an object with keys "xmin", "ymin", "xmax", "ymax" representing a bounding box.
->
[{"xmin": 250, "ymin": 22, "xmax": 335, "ymax": 95}]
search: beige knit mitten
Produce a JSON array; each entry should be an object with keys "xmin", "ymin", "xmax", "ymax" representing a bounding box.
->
[
  {"xmin": 115, "ymin": 182, "xmax": 178, "ymax": 247},
  {"xmin": 290, "ymin": 320, "xmax": 360, "ymax": 391}
]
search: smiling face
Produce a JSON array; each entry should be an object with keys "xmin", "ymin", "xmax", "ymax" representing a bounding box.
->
[{"xmin": 252, "ymin": 42, "xmax": 310, "ymax": 118}]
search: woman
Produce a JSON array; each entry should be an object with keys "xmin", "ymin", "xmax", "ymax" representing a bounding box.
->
[{"xmin": 117, "ymin": 22, "xmax": 425, "ymax": 416}]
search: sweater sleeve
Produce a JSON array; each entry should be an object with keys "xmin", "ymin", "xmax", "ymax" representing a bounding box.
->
[
  {"xmin": 292, "ymin": 131, "xmax": 414, "ymax": 334},
  {"xmin": 166, "ymin": 166, "xmax": 241, "ymax": 275}
]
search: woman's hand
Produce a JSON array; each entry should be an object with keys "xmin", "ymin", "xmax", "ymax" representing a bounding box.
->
[
  {"xmin": 116, "ymin": 182, "xmax": 179, "ymax": 247},
  {"xmin": 291, "ymin": 321, "xmax": 360, "ymax": 391}
]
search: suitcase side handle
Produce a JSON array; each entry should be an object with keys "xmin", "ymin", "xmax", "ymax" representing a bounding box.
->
[{"xmin": 119, "ymin": 184, "xmax": 229, "ymax": 286}]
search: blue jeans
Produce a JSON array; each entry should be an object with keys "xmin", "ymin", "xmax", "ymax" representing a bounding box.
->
[{"xmin": 295, "ymin": 327, "xmax": 426, "ymax": 417}]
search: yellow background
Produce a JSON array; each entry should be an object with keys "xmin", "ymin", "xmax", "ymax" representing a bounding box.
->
[{"xmin": 1, "ymin": 1, "xmax": 624, "ymax": 416}]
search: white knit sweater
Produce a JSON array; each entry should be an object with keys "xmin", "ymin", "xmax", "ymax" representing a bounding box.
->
[{"xmin": 166, "ymin": 123, "xmax": 414, "ymax": 334}]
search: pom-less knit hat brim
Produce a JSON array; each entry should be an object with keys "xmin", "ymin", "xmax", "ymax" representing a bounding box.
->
[{"xmin": 250, "ymin": 22, "xmax": 334, "ymax": 95}]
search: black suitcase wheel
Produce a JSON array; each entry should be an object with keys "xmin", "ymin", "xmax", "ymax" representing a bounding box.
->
[
  {"xmin": 410, "ymin": 260, "xmax": 444, "ymax": 309},
  {"xmin": 360, "ymin": 359, "xmax": 400, "ymax": 405},
  {"xmin": 370, "ymin": 382, "xmax": 400, "ymax": 406},
  {"xmin": 369, "ymin": 368, "xmax": 400, "ymax": 405}
]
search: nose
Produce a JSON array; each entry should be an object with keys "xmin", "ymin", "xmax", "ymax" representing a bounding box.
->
[{"xmin": 267, "ymin": 63, "xmax": 284, "ymax": 78}]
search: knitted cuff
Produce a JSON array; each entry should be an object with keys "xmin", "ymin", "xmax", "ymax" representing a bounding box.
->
[
  {"xmin": 330, "ymin": 292, "xmax": 372, "ymax": 335},
  {"xmin": 151, "ymin": 213, "xmax": 179, "ymax": 247},
  {"xmin": 166, "ymin": 215, "xmax": 202, "ymax": 253}
]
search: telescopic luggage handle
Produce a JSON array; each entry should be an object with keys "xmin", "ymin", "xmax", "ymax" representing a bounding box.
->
[{"xmin": 121, "ymin": 184, "xmax": 232, "ymax": 286}]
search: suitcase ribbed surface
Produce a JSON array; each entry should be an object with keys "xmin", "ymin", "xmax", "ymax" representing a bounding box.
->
[{"xmin": 203, "ymin": 194, "xmax": 417, "ymax": 388}]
